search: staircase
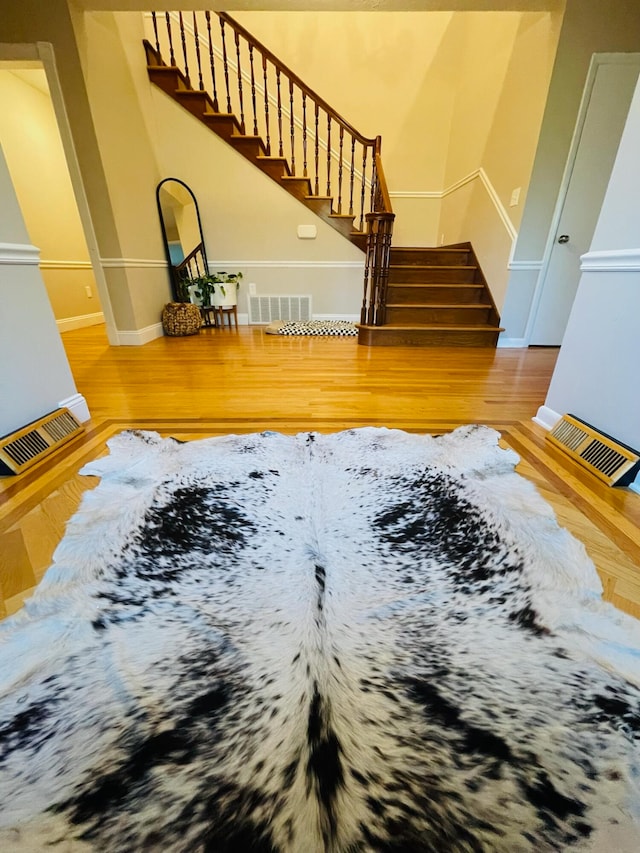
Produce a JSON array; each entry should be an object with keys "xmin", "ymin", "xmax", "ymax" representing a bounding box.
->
[
  {"xmin": 358, "ymin": 244, "xmax": 503, "ymax": 346},
  {"xmin": 144, "ymin": 10, "xmax": 502, "ymax": 347},
  {"xmin": 144, "ymin": 39, "xmax": 368, "ymax": 251}
]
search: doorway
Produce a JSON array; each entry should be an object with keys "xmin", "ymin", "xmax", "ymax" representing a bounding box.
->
[
  {"xmin": 0, "ymin": 65, "xmax": 106, "ymax": 333},
  {"xmin": 529, "ymin": 54, "xmax": 640, "ymax": 346}
]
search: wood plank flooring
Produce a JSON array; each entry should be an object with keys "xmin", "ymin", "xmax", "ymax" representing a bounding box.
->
[{"xmin": 1, "ymin": 324, "xmax": 639, "ymax": 619}]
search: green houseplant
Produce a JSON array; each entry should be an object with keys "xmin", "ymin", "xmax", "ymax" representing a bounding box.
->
[{"xmin": 187, "ymin": 272, "xmax": 243, "ymax": 308}]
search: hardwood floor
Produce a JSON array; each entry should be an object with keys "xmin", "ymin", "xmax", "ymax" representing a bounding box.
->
[{"xmin": 1, "ymin": 323, "xmax": 639, "ymax": 619}]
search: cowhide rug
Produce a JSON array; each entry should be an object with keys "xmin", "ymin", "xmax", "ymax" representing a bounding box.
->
[{"xmin": 1, "ymin": 426, "xmax": 640, "ymax": 852}]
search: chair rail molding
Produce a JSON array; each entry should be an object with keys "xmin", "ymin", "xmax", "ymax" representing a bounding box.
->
[
  {"xmin": 40, "ymin": 259, "xmax": 93, "ymax": 270},
  {"xmin": 100, "ymin": 258, "xmax": 168, "ymax": 268},
  {"xmin": 209, "ymin": 259, "xmax": 364, "ymax": 269},
  {"xmin": 580, "ymin": 248, "xmax": 640, "ymax": 272},
  {"xmin": 0, "ymin": 242, "xmax": 41, "ymax": 265},
  {"xmin": 508, "ymin": 259, "xmax": 543, "ymax": 271},
  {"xmin": 390, "ymin": 168, "xmax": 518, "ymax": 245}
]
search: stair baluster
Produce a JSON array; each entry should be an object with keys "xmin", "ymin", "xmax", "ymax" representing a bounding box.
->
[
  {"xmin": 164, "ymin": 12, "xmax": 176, "ymax": 67},
  {"xmin": 302, "ymin": 93, "xmax": 308, "ymax": 177},
  {"xmin": 219, "ymin": 18, "xmax": 232, "ymax": 114},
  {"xmin": 289, "ymin": 79, "xmax": 296, "ymax": 175},
  {"xmin": 192, "ymin": 13, "xmax": 204, "ymax": 91},
  {"xmin": 359, "ymin": 145, "xmax": 368, "ymax": 232},
  {"xmin": 349, "ymin": 138, "xmax": 356, "ymax": 216},
  {"xmin": 151, "ymin": 12, "xmax": 160, "ymax": 54},
  {"xmin": 262, "ymin": 56, "xmax": 271, "ymax": 155},
  {"xmin": 326, "ymin": 115, "xmax": 332, "ymax": 199},
  {"xmin": 178, "ymin": 13, "xmax": 190, "ymax": 87},
  {"xmin": 204, "ymin": 12, "xmax": 219, "ymax": 113},
  {"xmin": 337, "ymin": 126, "xmax": 344, "ymax": 214},
  {"xmin": 275, "ymin": 68, "xmax": 284, "ymax": 158},
  {"xmin": 248, "ymin": 45, "xmax": 258, "ymax": 136},
  {"xmin": 314, "ymin": 102, "xmax": 320, "ymax": 196},
  {"xmin": 233, "ymin": 29, "xmax": 246, "ymax": 134}
]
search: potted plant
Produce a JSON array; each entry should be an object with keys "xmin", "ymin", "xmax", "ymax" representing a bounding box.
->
[{"xmin": 190, "ymin": 271, "xmax": 243, "ymax": 308}]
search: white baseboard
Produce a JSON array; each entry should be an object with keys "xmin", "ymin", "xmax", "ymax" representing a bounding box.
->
[
  {"xmin": 57, "ymin": 312, "xmax": 104, "ymax": 333},
  {"xmin": 313, "ymin": 314, "xmax": 360, "ymax": 322},
  {"xmin": 58, "ymin": 393, "xmax": 90, "ymax": 423},
  {"xmin": 497, "ymin": 336, "xmax": 528, "ymax": 348},
  {"xmin": 532, "ymin": 405, "xmax": 562, "ymax": 431},
  {"xmin": 117, "ymin": 322, "xmax": 164, "ymax": 345}
]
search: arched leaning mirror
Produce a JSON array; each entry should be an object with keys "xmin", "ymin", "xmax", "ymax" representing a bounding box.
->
[{"xmin": 156, "ymin": 178, "xmax": 208, "ymax": 301}]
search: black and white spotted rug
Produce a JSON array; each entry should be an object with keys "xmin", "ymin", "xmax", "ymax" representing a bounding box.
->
[
  {"xmin": 1, "ymin": 426, "xmax": 640, "ymax": 851},
  {"xmin": 265, "ymin": 319, "xmax": 358, "ymax": 336}
]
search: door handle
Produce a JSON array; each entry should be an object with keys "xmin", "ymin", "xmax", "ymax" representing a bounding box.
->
[{"xmin": 557, "ymin": 234, "xmax": 570, "ymax": 244}]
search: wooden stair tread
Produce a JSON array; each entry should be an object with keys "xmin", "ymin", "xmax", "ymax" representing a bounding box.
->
[
  {"xmin": 390, "ymin": 264, "xmax": 477, "ymax": 271},
  {"xmin": 386, "ymin": 302, "xmax": 491, "ymax": 309},
  {"xmin": 369, "ymin": 324, "xmax": 503, "ymax": 331},
  {"xmin": 389, "ymin": 283, "xmax": 483, "ymax": 288}
]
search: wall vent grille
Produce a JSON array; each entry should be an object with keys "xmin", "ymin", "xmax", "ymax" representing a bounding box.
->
[
  {"xmin": 0, "ymin": 408, "xmax": 84, "ymax": 475},
  {"xmin": 546, "ymin": 414, "xmax": 639, "ymax": 486},
  {"xmin": 248, "ymin": 295, "xmax": 312, "ymax": 324}
]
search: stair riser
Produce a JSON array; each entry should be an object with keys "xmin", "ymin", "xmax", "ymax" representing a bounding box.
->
[
  {"xmin": 201, "ymin": 115, "xmax": 240, "ymax": 142},
  {"xmin": 389, "ymin": 267, "xmax": 477, "ymax": 284},
  {"xmin": 175, "ymin": 92, "xmax": 213, "ymax": 120},
  {"xmin": 255, "ymin": 158, "xmax": 289, "ymax": 180},
  {"xmin": 390, "ymin": 249, "xmax": 470, "ymax": 266},
  {"xmin": 147, "ymin": 68, "xmax": 184, "ymax": 98},
  {"xmin": 385, "ymin": 306, "xmax": 492, "ymax": 325},
  {"xmin": 230, "ymin": 138, "xmax": 267, "ymax": 159},
  {"xmin": 388, "ymin": 285, "xmax": 484, "ymax": 304},
  {"xmin": 358, "ymin": 327, "xmax": 500, "ymax": 347}
]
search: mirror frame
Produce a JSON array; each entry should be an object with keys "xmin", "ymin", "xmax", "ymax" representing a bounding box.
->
[{"xmin": 156, "ymin": 177, "xmax": 209, "ymax": 301}]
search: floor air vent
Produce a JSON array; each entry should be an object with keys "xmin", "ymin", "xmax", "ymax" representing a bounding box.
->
[
  {"xmin": 546, "ymin": 414, "xmax": 640, "ymax": 487},
  {"xmin": 0, "ymin": 408, "xmax": 84, "ymax": 475},
  {"xmin": 249, "ymin": 295, "xmax": 312, "ymax": 324}
]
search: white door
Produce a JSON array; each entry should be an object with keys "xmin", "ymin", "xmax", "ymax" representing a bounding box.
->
[{"xmin": 530, "ymin": 56, "xmax": 640, "ymax": 345}]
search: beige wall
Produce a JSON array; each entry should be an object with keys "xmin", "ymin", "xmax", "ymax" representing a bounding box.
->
[
  {"xmin": 0, "ymin": 143, "xmax": 79, "ymax": 436},
  {"xmin": 0, "ymin": 70, "xmax": 102, "ymax": 326},
  {"xmin": 438, "ymin": 11, "xmax": 560, "ymax": 307},
  {"xmin": 72, "ymin": 10, "xmax": 172, "ymax": 331},
  {"xmin": 149, "ymin": 81, "xmax": 364, "ymax": 315},
  {"xmin": 502, "ymin": 0, "xmax": 640, "ymax": 339},
  {"xmin": 230, "ymin": 9, "xmax": 559, "ymax": 302}
]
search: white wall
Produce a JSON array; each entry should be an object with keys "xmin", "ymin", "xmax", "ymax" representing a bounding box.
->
[
  {"xmin": 541, "ymin": 76, "xmax": 640, "ymax": 453},
  {"xmin": 0, "ymin": 144, "xmax": 87, "ymax": 437}
]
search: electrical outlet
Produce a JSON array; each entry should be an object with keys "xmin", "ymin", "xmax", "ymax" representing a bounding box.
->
[
  {"xmin": 510, "ymin": 187, "xmax": 521, "ymax": 207},
  {"xmin": 440, "ymin": 233, "xmax": 445, "ymax": 245},
  {"xmin": 248, "ymin": 282, "xmax": 256, "ymax": 296},
  {"xmin": 85, "ymin": 285, "xmax": 93, "ymax": 298}
]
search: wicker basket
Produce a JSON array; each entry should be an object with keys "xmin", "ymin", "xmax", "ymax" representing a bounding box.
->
[{"xmin": 162, "ymin": 302, "xmax": 202, "ymax": 337}]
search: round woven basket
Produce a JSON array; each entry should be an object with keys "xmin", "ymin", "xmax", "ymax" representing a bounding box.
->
[{"xmin": 162, "ymin": 302, "xmax": 202, "ymax": 337}]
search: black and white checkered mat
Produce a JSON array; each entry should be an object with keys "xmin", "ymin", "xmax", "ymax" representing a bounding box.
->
[{"xmin": 267, "ymin": 320, "xmax": 358, "ymax": 336}]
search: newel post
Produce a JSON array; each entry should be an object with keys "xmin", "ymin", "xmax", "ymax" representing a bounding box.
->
[{"xmin": 362, "ymin": 212, "xmax": 395, "ymax": 326}]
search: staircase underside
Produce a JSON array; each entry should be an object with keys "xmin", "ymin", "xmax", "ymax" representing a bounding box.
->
[
  {"xmin": 145, "ymin": 44, "xmax": 367, "ymax": 251},
  {"xmin": 358, "ymin": 245, "xmax": 503, "ymax": 347}
]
